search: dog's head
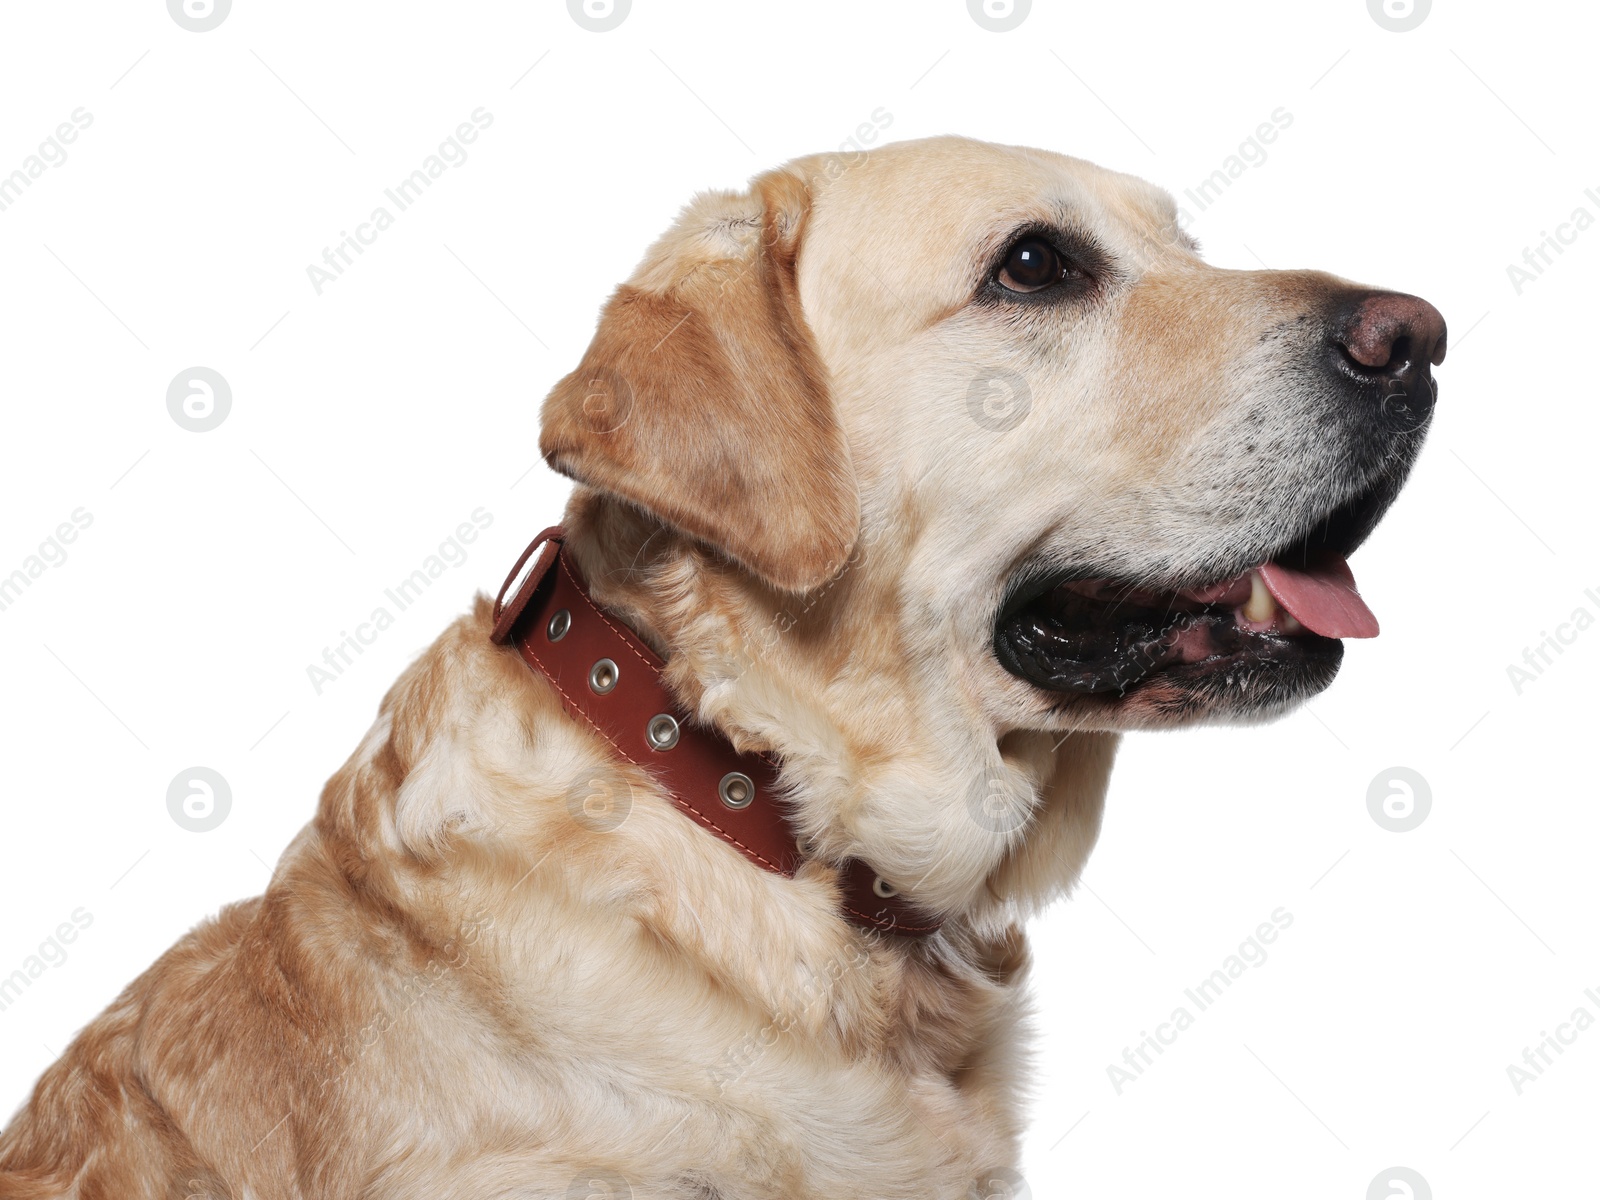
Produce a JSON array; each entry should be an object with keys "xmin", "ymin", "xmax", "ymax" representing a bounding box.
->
[
  {"xmin": 542, "ymin": 135, "xmax": 1444, "ymax": 737},
  {"xmin": 538, "ymin": 135, "xmax": 1447, "ymax": 914}
]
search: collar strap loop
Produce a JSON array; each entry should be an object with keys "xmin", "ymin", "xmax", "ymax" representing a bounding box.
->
[{"xmin": 492, "ymin": 527, "xmax": 943, "ymax": 937}]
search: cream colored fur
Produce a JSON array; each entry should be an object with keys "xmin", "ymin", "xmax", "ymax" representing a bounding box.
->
[{"xmin": 0, "ymin": 136, "xmax": 1389, "ymax": 1199}]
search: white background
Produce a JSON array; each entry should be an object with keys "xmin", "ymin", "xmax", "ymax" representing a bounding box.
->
[{"xmin": 0, "ymin": 1, "xmax": 1594, "ymax": 1196}]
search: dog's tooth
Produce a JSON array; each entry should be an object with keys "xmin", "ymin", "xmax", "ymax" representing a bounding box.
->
[
  {"xmin": 1244, "ymin": 570, "xmax": 1277, "ymax": 624},
  {"xmin": 1280, "ymin": 611, "xmax": 1304, "ymax": 634}
]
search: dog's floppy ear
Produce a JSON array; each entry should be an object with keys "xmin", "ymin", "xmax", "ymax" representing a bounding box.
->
[{"xmin": 539, "ymin": 168, "xmax": 857, "ymax": 594}]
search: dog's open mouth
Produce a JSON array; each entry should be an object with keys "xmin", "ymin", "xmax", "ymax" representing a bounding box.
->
[
  {"xmin": 994, "ymin": 554, "xmax": 1369, "ymax": 695},
  {"xmin": 992, "ymin": 486, "xmax": 1397, "ymax": 699}
]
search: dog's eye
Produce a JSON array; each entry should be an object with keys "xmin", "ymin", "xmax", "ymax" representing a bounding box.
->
[{"xmin": 997, "ymin": 238, "xmax": 1078, "ymax": 293}]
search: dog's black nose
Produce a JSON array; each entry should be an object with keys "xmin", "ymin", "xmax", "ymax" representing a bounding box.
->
[{"xmin": 1330, "ymin": 291, "xmax": 1447, "ymax": 429}]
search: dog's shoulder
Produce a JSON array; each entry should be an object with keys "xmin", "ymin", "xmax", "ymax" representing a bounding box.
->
[{"xmin": 0, "ymin": 599, "xmax": 560, "ymax": 1194}]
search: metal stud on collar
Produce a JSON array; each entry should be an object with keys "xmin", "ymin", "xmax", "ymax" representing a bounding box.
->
[
  {"xmin": 588, "ymin": 658, "xmax": 619, "ymax": 694},
  {"xmin": 646, "ymin": 713, "xmax": 680, "ymax": 751},
  {"xmin": 547, "ymin": 608, "xmax": 571, "ymax": 641},
  {"xmin": 872, "ymin": 876, "xmax": 899, "ymax": 899},
  {"xmin": 718, "ymin": 771, "xmax": 755, "ymax": 810}
]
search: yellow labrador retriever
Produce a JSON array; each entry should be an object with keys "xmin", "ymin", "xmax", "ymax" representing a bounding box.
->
[{"xmin": 0, "ymin": 136, "xmax": 1444, "ymax": 1199}]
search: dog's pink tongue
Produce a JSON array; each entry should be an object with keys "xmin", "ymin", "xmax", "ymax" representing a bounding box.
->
[{"xmin": 1258, "ymin": 557, "xmax": 1379, "ymax": 639}]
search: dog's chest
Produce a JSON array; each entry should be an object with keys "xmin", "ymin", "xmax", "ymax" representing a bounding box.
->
[{"xmin": 445, "ymin": 925, "xmax": 1031, "ymax": 1197}]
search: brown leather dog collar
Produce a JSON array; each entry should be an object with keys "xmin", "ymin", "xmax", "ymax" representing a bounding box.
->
[{"xmin": 491, "ymin": 527, "xmax": 942, "ymax": 937}]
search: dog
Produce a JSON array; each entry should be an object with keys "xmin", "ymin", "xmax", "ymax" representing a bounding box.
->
[{"xmin": 0, "ymin": 135, "xmax": 1444, "ymax": 1199}]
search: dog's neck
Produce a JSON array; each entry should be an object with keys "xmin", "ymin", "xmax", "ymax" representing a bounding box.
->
[{"xmin": 554, "ymin": 491, "xmax": 1115, "ymax": 925}]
